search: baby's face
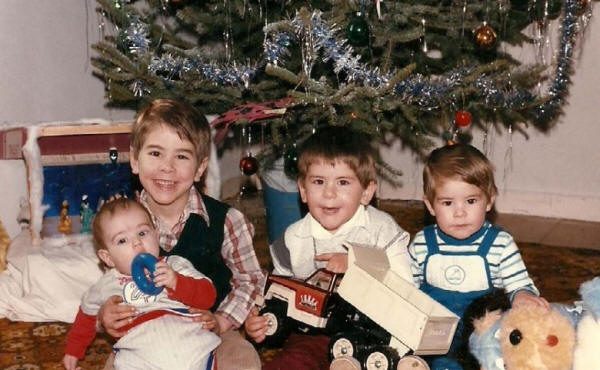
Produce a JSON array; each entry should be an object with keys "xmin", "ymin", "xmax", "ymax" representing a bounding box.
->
[
  {"xmin": 298, "ymin": 159, "xmax": 375, "ymax": 234},
  {"xmin": 99, "ymin": 207, "xmax": 160, "ymax": 275},
  {"xmin": 424, "ymin": 178, "xmax": 493, "ymax": 240}
]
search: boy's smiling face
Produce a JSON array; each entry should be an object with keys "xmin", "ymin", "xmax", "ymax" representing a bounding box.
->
[
  {"xmin": 130, "ymin": 124, "xmax": 207, "ymax": 219},
  {"xmin": 298, "ymin": 158, "xmax": 376, "ymax": 233}
]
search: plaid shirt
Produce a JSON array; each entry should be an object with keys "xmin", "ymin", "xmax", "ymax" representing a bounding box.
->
[{"xmin": 139, "ymin": 188, "xmax": 265, "ymax": 328}]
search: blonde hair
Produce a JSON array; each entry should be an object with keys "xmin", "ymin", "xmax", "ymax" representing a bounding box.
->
[
  {"xmin": 92, "ymin": 198, "xmax": 154, "ymax": 253},
  {"xmin": 423, "ymin": 144, "xmax": 497, "ymax": 203},
  {"xmin": 297, "ymin": 126, "xmax": 377, "ymax": 188},
  {"xmin": 130, "ymin": 99, "xmax": 211, "ymax": 162}
]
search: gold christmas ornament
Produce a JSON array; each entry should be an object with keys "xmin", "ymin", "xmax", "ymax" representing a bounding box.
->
[{"xmin": 474, "ymin": 23, "xmax": 497, "ymax": 50}]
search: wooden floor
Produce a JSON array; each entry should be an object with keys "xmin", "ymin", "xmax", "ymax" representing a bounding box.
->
[{"xmin": 1, "ymin": 194, "xmax": 599, "ymax": 369}]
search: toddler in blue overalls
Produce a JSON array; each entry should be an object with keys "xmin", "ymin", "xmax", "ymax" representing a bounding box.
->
[{"xmin": 408, "ymin": 144, "xmax": 549, "ymax": 370}]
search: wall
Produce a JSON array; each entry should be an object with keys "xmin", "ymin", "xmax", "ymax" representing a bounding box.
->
[
  {"xmin": 0, "ymin": 1, "xmax": 133, "ymax": 237},
  {"xmin": 1, "ymin": 1, "xmax": 599, "ymax": 238}
]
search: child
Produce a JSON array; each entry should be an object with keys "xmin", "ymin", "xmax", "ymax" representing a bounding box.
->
[
  {"xmin": 245, "ymin": 126, "xmax": 414, "ymax": 370},
  {"xmin": 63, "ymin": 198, "xmax": 220, "ymax": 370},
  {"xmin": 98, "ymin": 99, "xmax": 265, "ymax": 370},
  {"xmin": 408, "ymin": 143, "xmax": 549, "ymax": 370}
]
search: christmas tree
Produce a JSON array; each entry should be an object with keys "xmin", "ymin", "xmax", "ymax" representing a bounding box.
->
[{"xmin": 92, "ymin": 0, "xmax": 593, "ymax": 178}]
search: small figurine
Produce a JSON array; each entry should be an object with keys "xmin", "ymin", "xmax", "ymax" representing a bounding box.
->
[
  {"xmin": 57, "ymin": 200, "xmax": 72, "ymax": 234},
  {"xmin": 80, "ymin": 195, "xmax": 94, "ymax": 234}
]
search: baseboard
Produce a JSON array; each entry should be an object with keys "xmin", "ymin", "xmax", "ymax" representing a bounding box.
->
[
  {"xmin": 494, "ymin": 213, "xmax": 600, "ymax": 250},
  {"xmin": 379, "ymin": 181, "xmax": 600, "ymax": 223}
]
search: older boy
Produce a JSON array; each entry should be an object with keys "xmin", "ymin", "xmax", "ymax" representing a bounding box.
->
[
  {"xmin": 245, "ymin": 126, "xmax": 413, "ymax": 370},
  {"xmin": 99, "ymin": 99, "xmax": 265, "ymax": 370}
]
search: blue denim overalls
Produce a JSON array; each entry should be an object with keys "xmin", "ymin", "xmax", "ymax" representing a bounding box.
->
[{"xmin": 421, "ymin": 223, "xmax": 500, "ymax": 370}]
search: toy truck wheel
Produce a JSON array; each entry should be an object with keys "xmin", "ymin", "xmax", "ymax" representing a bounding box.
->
[
  {"xmin": 260, "ymin": 300, "xmax": 290, "ymax": 347},
  {"xmin": 363, "ymin": 346, "xmax": 398, "ymax": 370},
  {"xmin": 396, "ymin": 355, "xmax": 430, "ymax": 370},
  {"xmin": 329, "ymin": 331, "xmax": 361, "ymax": 361}
]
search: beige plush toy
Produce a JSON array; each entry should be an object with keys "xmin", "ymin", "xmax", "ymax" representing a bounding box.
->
[
  {"xmin": 0, "ymin": 218, "xmax": 10, "ymax": 272},
  {"xmin": 499, "ymin": 304, "xmax": 576, "ymax": 370}
]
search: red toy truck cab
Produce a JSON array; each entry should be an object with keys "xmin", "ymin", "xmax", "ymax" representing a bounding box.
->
[{"xmin": 259, "ymin": 269, "xmax": 342, "ymax": 345}]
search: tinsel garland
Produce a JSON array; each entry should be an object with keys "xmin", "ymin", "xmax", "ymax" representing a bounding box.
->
[{"xmin": 120, "ymin": 0, "xmax": 589, "ymax": 122}]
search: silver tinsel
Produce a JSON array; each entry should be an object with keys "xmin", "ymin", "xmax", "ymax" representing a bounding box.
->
[{"xmin": 124, "ymin": 16, "xmax": 149, "ymax": 55}]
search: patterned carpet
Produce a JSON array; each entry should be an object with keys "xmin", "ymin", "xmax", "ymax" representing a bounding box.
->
[{"xmin": 1, "ymin": 196, "xmax": 598, "ymax": 369}]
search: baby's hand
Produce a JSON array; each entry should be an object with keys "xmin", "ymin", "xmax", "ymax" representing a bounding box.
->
[
  {"xmin": 189, "ymin": 309, "xmax": 220, "ymax": 333},
  {"xmin": 244, "ymin": 307, "xmax": 269, "ymax": 343},
  {"xmin": 153, "ymin": 261, "xmax": 177, "ymax": 290},
  {"xmin": 315, "ymin": 253, "xmax": 348, "ymax": 273},
  {"xmin": 512, "ymin": 290, "xmax": 550, "ymax": 310},
  {"xmin": 63, "ymin": 354, "xmax": 80, "ymax": 370}
]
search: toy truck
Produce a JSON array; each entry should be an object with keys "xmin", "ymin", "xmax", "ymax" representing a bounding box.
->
[
  {"xmin": 329, "ymin": 243, "xmax": 459, "ymax": 369},
  {"xmin": 259, "ymin": 243, "xmax": 459, "ymax": 370}
]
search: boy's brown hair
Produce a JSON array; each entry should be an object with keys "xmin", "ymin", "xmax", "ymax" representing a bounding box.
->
[
  {"xmin": 130, "ymin": 99, "xmax": 211, "ymax": 161},
  {"xmin": 423, "ymin": 143, "xmax": 498, "ymax": 203},
  {"xmin": 92, "ymin": 197, "xmax": 154, "ymax": 253},
  {"xmin": 297, "ymin": 126, "xmax": 377, "ymax": 188}
]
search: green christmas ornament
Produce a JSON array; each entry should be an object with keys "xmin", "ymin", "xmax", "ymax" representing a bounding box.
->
[{"xmin": 346, "ymin": 13, "xmax": 370, "ymax": 47}]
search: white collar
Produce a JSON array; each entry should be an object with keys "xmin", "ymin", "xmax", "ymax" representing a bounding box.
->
[{"xmin": 306, "ymin": 204, "xmax": 368, "ymax": 239}]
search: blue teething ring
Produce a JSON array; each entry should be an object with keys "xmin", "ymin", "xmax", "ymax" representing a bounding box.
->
[{"xmin": 131, "ymin": 253, "xmax": 163, "ymax": 295}]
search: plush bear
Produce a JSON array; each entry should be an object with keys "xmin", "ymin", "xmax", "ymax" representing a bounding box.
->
[
  {"xmin": 572, "ymin": 277, "xmax": 600, "ymax": 370},
  {"xmin": 464, "ymin": 289, "xmax": 511, "ymax": 370},
  {"xmin": 469, "ymin": 277, "xmax": 600, "ymax": 370},
  {"xmin": 499, "ymin": 304, "xmax": 576, "ymax": 370}
]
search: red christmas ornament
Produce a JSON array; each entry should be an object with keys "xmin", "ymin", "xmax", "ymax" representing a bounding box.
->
[
  {"xmin": 576, "ymin": 0, "xmax": 590, "ymax": 16},
  {"xmin": 239, "ymin": 155, "xmax": 259, "ymax": 176},
  {"xmin": 455, "ymin": 110, "xmax": 472, "ymax": 128}
]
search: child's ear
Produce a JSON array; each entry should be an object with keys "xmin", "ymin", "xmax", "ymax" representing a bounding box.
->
[
  {"xmin": 130, "ymin": 146, "xmax": 139, "ymax": 175},
  {"xmin": 423, "ymin": 197, "xmax": 436, "ymax": 216},
  {"xmin": 97, "ymin": 249, "xmax": 115, "ymax": 268},
  {"xmin": 486, "ymin": 194, "xmax": 496, "ymax": 212},
  {"xmin": 360, "ymin": 181, "xmax": 377, "ymax": 205},
  {"xmin": 194, "ymin": 157, "xmax": 209, "ymax": 182},
  {"xmin": 297, "ymin": 179, "xmax": 308, "ymax": 203}
]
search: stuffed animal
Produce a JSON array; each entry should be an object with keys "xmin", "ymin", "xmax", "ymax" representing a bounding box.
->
[
  {"xmin": 464, "ymin": 289, "xmax": 511, "ymax": 370},
  {"xmin": 469, "ymin": 310, "xmax": 504, "ymax": 370},
  {"xmin": 499, "ymin": 304, "xmax": 576, "ymax": 370},
  {"xmin": 469, "ymin": 277, "xmax": 600, "ymax": 370},
  {"xmin": 0, "ymin": 218, "xmax": 10, "ymax": 272},
  {"xmin": 572, "ymin": 277, "xmax": 600, "ymax": 370}
]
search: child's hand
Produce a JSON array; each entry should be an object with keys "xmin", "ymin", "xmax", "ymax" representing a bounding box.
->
[
  {"xmin": 244, "ymin": 306, "xmax": 269, "ymax": 343},
  {"xmin": 315, "ymin": 253, "xmax": 348, "ymax": 273},
  {"xmin": 62, "ymin": 354, "xmax": 80, "ymax": 370},
  {"xmin": 189, "ymin": 309, "xmax": 220, "ymax": 333},
  {"xmin": 512, "ymin": 290, "xmax": 550, "ymax": 310},
  {"xmin": 98, "ymin": 295, "xmax": 137, "ymax": 338},
  {"xmin": 153, "ymin": 260, "xmax": 177, "ymax": 290}
]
